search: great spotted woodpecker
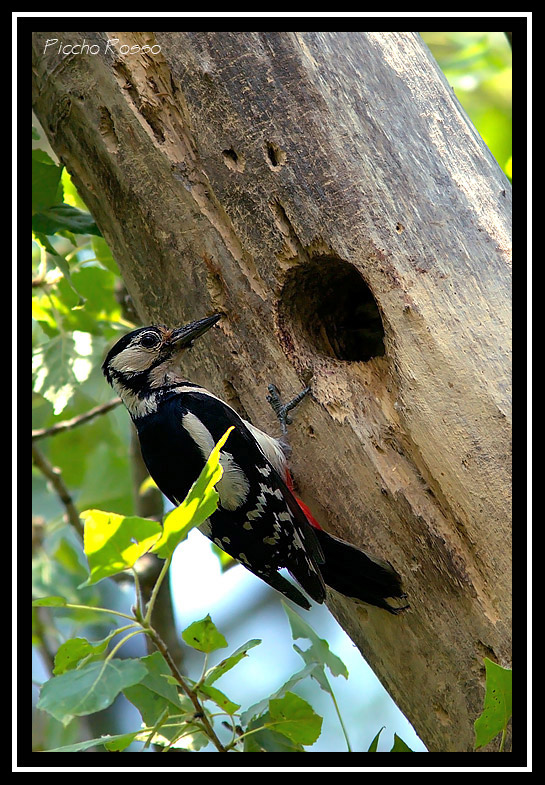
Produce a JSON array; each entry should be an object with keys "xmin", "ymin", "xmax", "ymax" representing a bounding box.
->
[{"xmin": 102, "ymin": 313, "xmax": 407, "ymax": 614}]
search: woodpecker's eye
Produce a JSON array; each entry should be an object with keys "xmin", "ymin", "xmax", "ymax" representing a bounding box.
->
[{"xmin": 140, "ymin": 332, "xmax": 160, "ymax": 349}]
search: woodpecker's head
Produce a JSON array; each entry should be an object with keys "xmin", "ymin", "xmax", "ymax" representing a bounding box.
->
[{"xmin": 103, "ymin": 314, "xmax": 221, "ymax": 416}]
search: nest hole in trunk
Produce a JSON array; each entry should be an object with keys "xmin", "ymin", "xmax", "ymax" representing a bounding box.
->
[{"xmin": 279, "ymin": 256, "xmax": 386, "ymax": 362}]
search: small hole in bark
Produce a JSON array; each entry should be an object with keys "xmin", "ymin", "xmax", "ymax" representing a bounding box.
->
[
  {"xmin": 222, "ymin": 148, "xmax": 245, "ymax": 172},
  {"xmin": 280, "ymin": 256, "xmax": 385, "ymax": 362},
  {"xmin": 265, "ymin": 141, "xmax": 286, "ymax": 170}
]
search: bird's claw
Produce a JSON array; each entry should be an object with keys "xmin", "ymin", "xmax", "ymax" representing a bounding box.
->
[{"xmin": 266, "ymin": 384, "xmax": 311, "ymax": 435}]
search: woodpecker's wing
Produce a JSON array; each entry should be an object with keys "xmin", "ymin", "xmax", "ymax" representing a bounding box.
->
[{"xmin": 134, "ymin": 386, "xmax": 327, "ymax": 607}]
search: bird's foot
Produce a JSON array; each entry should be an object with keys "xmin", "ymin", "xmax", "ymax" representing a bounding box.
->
[{"xmin": 266, "ymin": 384, "xmax": 311, "ymax": 435}]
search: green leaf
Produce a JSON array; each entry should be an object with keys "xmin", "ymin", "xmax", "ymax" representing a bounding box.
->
[
  {"xmin": 45, "ymin": 733, "xmax": 140, "ymax": 752},
  {"xmin": 31, "ymin": 529, "xmax": 102, "ymax": 618},
  {"xmin": 123, "ymin": 652, "xmax": 189, "ymax": 745},
  {"xmin": 367, "ymin": 726, "xmax": 385, "ymax": 751},
  {"xmin": 32, "ymin": 231, "xmax": 61, "ymax": 257},
  {"xmin": 292, "ymin": 644, "xmax": 333, "ymax": 697},
  {"xmin": 32, "ymin": 150, "xmax": 63, "ymax": 213},
  {"xmin": 49, "ymin": 254, "xmax": 87, "ymax": 306},
  {"xmin": 390, "ymin": 733, "xmax": 413, "ymax": 752},
  {"xmin": 103, "ymin": 733, "xmax": 142, "ymax": 752},
  {"xmin": 282, "ymin": 603, "xmax": 350, "ymax": 749},
  {"xmin": 32, "ymin": 595, "xmax": 67, "ymax": 607},
  {"xmin": 244, "ymin": 713, "xmax": 304, "ymax": 752},
  {"xmin": 474, "ymin": 658, "xmax": 512, "ymax": 750},
  {"xmin": 123, "ymin": 651, "xmax": 182, "ymax": 711},
  {"xmin": 197, "ymin": 683, "xmax": 240, "ymax": 715},
  {"xmin": 37, "ymin": 658, "xmax": 147, "ymax": 725},
  {"xmin": 268, "ymin": 692, "xmax": 322, "ymax": 746},
  {"xmin": 53, "ymin": 636, "xmax": 109, "ymax": 675},
  {"xmin": 91, "ymin": 235, "xmax": 120, "ymax": 274},
  {"xmin": 32, "ymin": 203, "xmax": 102, "ymax": 237},
  {"xmin": 283, "ymin": 602, "xmax": 348, "ymax": 679},
  {"xmin": 33, "ymin": 263, "xmax": 123, "ymax": 344},
  {"xmin": 152, "ymin": 427, "xmax": 233, "ymax": 559},
  {"xmin": 80, "ymin": 509, "xmax": 162, "ymax": 586},
  {"xmin": 53, "ymin": 538, "xmax": 88, "ymax": 578},
  {"xmin": 123, "ymin": 653, "xmax": 210, "ymax": 751},
  {"xmin": 182, "ymin": 614, "xmax": 228, "ymax": 654},
  {"xmin": 204, "ymin": 639, "xmax": 261, "ymax": 686},
  {"xmin": 241, "ymin": 663, "xmax": 317, "ymax": 726},
  {"xmin": 135, "ymin": 726, "xmax": 209, "ymax": 751}
]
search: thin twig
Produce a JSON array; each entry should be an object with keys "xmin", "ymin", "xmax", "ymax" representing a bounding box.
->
[
  {"xmin": 32, "ymin": 444, "xmax": 83, "ymax": 537},
  {"xmin": 32, "ymin": 398, "xmax": 122, "ymax": 442},
  {"xmin": 146, "ymin": 626, "xmax": 227, "ymax": 752}
]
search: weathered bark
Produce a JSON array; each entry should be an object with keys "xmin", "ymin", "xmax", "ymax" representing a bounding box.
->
[{"xmin": 32, "ymin": 31, "xmax": 512, "ymax": 752}]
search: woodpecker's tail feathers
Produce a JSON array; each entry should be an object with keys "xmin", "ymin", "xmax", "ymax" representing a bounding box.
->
[
  {"xmin": 286, "ymin": 551, "xmax": 327, "ymax": 607},
  {"xmin": 256, "ymin": 568, "xmax": 313, "ymax": 610},
  {"xmin": 314, "ymin": 528, "xmax": 409, "ymax": 615}
]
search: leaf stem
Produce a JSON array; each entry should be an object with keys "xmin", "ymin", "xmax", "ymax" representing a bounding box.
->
[
  {"xmin": 63, "ymin": 603, "xmax": 136, "ymax": 622},
  {"xmin": 197, "ymin": 653, "xmax": 209, "ymax": 687},
  {"xmin": 131, "ymin": 566, "xmax": 144, "ymax": 620},
  {"xmin": 329, "ymin": 686, "xmax": 352, "ymax": 752},
  {"xmin": 143, "ymin": 555, "xmax": 171, "ymax": 625},
  {"xmin": 106, "ymin": 628, "xmax": 148, "ymax": 662}
]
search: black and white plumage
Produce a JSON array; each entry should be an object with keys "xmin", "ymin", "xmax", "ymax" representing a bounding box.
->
[{"xmin": 103, "ymin": 314, "xmax": 407, "ymax": 613}]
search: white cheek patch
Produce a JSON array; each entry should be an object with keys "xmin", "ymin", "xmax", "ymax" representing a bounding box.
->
[
  {"xmin": 110, "ymin": 345, "xmax": 157, "ymax": 374},
  {"xmin": 182, "ymin": 412, "xmax": 249, "ymax": 511}
]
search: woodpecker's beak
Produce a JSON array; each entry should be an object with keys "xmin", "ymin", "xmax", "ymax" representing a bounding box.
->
[{"xmin": 169, "ymin": 314, "xmax": 221, "ymax": 350}]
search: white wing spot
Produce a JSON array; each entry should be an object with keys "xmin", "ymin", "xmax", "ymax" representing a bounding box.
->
[
  {"xmin": 182, "ymin": 411, "xmax": 249, "ymax": 510},
  {"xmin": 181, "ymin": 411, "xmax": 215, "ymax": 455}
]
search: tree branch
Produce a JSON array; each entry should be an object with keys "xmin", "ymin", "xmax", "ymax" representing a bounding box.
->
[
  {"xmin": 32, "ymin": 444, "xmax": 83, "ymax": 537},
  {"xmin": 32, "ymin": 398, "xmax": 122, "ymax": 442}
]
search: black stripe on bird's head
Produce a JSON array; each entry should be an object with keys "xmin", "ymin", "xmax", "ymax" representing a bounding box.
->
[{"xmin": 102, "ymin": 314, "xmax": 221, "ymax": 399}]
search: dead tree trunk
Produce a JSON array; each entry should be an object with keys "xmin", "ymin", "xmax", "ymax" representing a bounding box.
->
[{"xmin": 32, "ymin": 31, "xmax": 512, "ymax": 752}]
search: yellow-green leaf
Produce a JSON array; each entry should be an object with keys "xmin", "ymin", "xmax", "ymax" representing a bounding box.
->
[
  {"xmin": 80, "ymin": 509, "xmax": 162, "ymax": 586},
  {"xmin": 151, "ymin": 427, "xmax": 233, "ymax": 559},
  {"xmin": 474, "ymin": 658, "xmax": 512, "ymax": 750}
]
